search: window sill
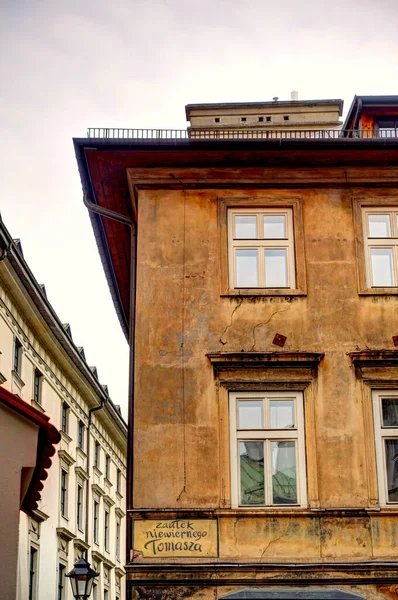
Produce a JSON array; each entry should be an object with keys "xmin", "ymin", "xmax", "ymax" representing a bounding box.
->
[
  {"xmin": 359, "ymin": 287, "xmax": 398, "ymax": 295},
  {"xmin": 93, "ymin": 465, "xmax": 102, "ymax": 477},
  {"xmin": 221, "ymin": 288, "xmax": 306, "ymax": 297},
  {"xmin": 31, "ymin": 399, "xmax": 45, "ymax": 413},
  {"xmin": 104, "ymin": 477, "xmax": 113, "ymax": 488},
  {"xmin": 11, "ymin": 370, "xmax": 25, "ymax": 387}
]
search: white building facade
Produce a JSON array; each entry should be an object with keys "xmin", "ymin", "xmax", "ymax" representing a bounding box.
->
[{"xmin": 0, "ymin": 219, "xmax": 127, "ymax": 600}]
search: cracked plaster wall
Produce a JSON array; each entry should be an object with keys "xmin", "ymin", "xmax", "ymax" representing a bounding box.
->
[{"xmin": 132, "ymin": 185, "xmax": 398, "ymax": 568}]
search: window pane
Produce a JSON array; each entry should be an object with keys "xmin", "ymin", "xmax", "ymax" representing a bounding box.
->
[
  {"xmin": 238, "ymin": 400, "xmax": 263, "ymax": 429},
  {"xmin": 240, "ymin": 441, "xmax": 264, "ymax": 505},
  {"xmin": 264, "ymin": 215, "xmax": 286, "ymax": 238},
  {"xmin": 370, "ymin": 248, "xmax": 394, "ymax": 286},
  {"xmin": 271, "ymin": 441, "xmax": 297, "ymax": 504},
  {"xmin": 270, "ymin": 400, "xmax": 295, "ymax": 429},
  {"xmin": 235, "ymin": 215, "xmax": 257, "ymax": 238},
  {"xmin": 264, "ymin": 249, "xmax": 288, "ymax": 287},
  {"xmin": 236, "ymin": 249, "xmax": 258, "ymax": 287},
  {"xmin": 382, "ymin": 398, "xmax": 398, "ymax": 427},
  {"xmin": 385, "ymin": 439, "xmax": 398, "ymax": 502},
  {"xmin": 368, "ymin": 214, "xmax": 391, "ymax": 237}
]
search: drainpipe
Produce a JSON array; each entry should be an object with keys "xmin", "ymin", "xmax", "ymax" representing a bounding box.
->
[
  {"xmin": 82, "ymin": 190, "xmax": 137, "ymax": 562},
  {"xmin": 85, "ymin": 398, "xmax": 108, "ymax": 549}
]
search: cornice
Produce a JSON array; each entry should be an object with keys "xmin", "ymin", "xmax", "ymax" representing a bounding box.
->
[{"xmin": 207, "ymin": 352, "xmax": 325, "ymax": 372}]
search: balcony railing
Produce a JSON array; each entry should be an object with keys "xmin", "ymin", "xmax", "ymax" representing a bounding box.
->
[{"xmin": 86, "ymin": 128, "xmax": 398, "ymax": 141}]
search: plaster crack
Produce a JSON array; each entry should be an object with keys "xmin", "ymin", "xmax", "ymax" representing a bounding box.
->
[
  {"xmin": 251, "ymin": 307, "xmax": 291, "ymax": 350},
  {"xmin": 259, "ymin": 533, "xmax": 285, "ymax": 562},
  {"xmin": 219, "ymin": 298, "xmax": 243, "ymax": 345}
]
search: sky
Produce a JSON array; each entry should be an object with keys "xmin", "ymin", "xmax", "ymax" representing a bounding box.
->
[{"xmin": 1, "ymin": 0, "xmax": 398, "ymax": 419}]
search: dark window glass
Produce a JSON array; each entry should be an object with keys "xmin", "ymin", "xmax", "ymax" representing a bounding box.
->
[
  {"xmin": 60, "ymin": 470, "xmax": 67, "ymax": 516},
  {"xmin": 78, "ymin": 421, "xmax": 84, "ymax": 449},
  {"xmin": 104, "ymin": 509, "xmax": 109, "ymax": 551},
  {"xmin": 58, "ymin": 564, "xmax": 65, "ymax": 600},
  {"xmin": 14, "ymin": 338, "xmax": 22, "ymax": 374},
  {"xmin": 385, "ymin": 439, "xmax": 398, "ymax": 502},
  {"xmin": 105, "ymin": 455, "xmax": 110, "ymax": 479},
  {"xmin": 116, "ymin": 469, "xmax": 121, "ymax": 493},
  {"xmin": 33, "ymin": 369, "xmax": 42, "ymax": 404},
  {"xmin": 93, "ymin": 500, "xmax": 99, "ymax": 543},
  {"xmin": 61, "ymin": 403, "xmax": 69, "ymax": 434},
  {"xmin": 94, "ymin": 442, "xmax": 100, "ymax": 468},
  {"xmin": 28, "ymin": 547, "xmax": 37, "ymax": 600},
  {"xmin": 77, "ymin": 484, "xmax": 83, "ymax": 530}
]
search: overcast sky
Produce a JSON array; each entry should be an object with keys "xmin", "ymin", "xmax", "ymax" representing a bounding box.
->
[{"xmin": 1, "ymin": 0, "xmax": 398, "ymax": 419}]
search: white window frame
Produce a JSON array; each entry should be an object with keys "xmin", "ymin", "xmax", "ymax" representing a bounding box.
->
[
  {"xmin": 227, "ymin": 208, "xmax": 296, "ymax": 289},
  {"xmin": 372, "ymin": 390, "xmax": 398, "ymax": 506},
  {"xmin": 229, "ymin": 390, "xmax": 307, "ymax": 508},
  {"xmin": 362, "ymin": 207, "xmax": 398, "ymax": 288},
  {"xmin": 60, "ymin": 462, "xmax": 69, "ymax": 519},
  {"xmin": 76, "ymin": 476, "xmax": 84, "ymax": 532}
]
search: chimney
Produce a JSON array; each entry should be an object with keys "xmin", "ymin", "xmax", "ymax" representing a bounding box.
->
[{"xmin": 291, "ymin": 90, "xmax": 299, "ymax": 101}]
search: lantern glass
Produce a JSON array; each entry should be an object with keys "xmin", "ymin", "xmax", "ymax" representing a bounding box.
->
[{"xmin": 66, "ymin": 558, "xmax": 98, "ymax": 599}]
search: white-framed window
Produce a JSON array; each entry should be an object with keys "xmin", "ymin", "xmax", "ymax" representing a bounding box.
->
[
  {"xmin": 13, "ymin": 337, "xmax": 22, "ymax": 375},
  {"xmin": 229, "ymin": 391, "xmax": 307, "ymax": 508},
  {"xmin": 28, "ymin": 545, "xmax": 38, "ymax": 600},
  {"xmin": 227, "ymin": 208, "xmax": 296, "ymax": 289},
  {"xmin": 116, "ymin": 515, "xmax": 121, "ymax": 560},
  {"xmin": 60, "ymin": 465, "xmax": 68, "ymax": 518},
  {"xmin": 33, "ymin": 369, "xmax": 43, "ymax": 405},
  {"xmin": 77, "ymin": 420, "xmax": 85, "ymax": 450},
  {"xmin": 362, "ymin": 207, "xmax": 398, "ymax": 287},
  {"xmin": 94, "ymin": 441, "xmax": 101, "ymax": 469},
  {"xmin": 93, "ymin": 495, "xmax": 100, "ymax": 544},
  {"xmin": 105, "ymin": 454, "xmax": 110, "ymax": 480},
  {"xmin": 104, "ymin": 506, "xmax": 110, "ymax": 552},
  {"xmin": 372, "ymin": 390, "xmax": 398, "ymax": 505},
  {"xmin": 76, "ymin": 477, "xmax": 84, "ymax": 532}
]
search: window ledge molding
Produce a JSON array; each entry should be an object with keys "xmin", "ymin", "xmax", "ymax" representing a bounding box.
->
[
  {"xmin": 31, "ymin": 399, "xmax": 45, "ymax": 413},
  {"xmin": 115, "ymin": 566, "xmax": 125, "ymax": 577},
  {"xmin": 92, "ymin": 550, "xmax": 115, "ymax": 569},
  {"xmin": 359, "ymin": 288, "xmax": 398, "ymax": 296},
  {"xmin": 221, "ymin": 289, "xmax": 307, "ymax": 298},
  {"xmin": 32, "ymin": 508, "xmax": 49, "ymax": 523},
  {"xmin": 93, "ymin": 465, "xmax": 102, "ymax": 477},
  {"xmin": 104, "ymin": 494, "xmax": 115, "ymax": 507},
  {"xmin": 75, "ymin": 466, "xmax": 89, "ymax": 480},
  {"xmin": 92, "ymin": 483, "xmax": 105, "ymax": 497},
  {"xmin": 74, "ymin": 538, "xmax": 90, "ymax": 552},
  {"xmin": 115, "ymin": 506, "xmax": 126, "ymax": 519},
  {"xmin": 60, "ymin": 430, "xmax": 72, "ymax": 444},
  {"xmin": 349, "ymin": 350, "xmax": 398, "ymax": 369},
  {"xmin": 11, "ymin": 370, "xmax": 25, "ymax": 387},
  {"xmin": 56, "ymin": 526, "xmax": 76, "ymax": 542},
  {"xmin": 0, "ymin": 372, "xmax": 7, "ymax": 385},
  {"xmin": 58, "ymin": 449, "xmax": 75, "ymax": 466},
  {"xmin": 104, "ymin": 477, "xmax": 113, "ymax": 488},
  {"xmin": 207, "ymin": 352, "xmax": 324, "ymax": 374}
]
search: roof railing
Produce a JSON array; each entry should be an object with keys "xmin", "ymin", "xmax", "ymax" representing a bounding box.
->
[{"xmin": 86, "ymin": 128, "xmax": 398, "ymax": 141}]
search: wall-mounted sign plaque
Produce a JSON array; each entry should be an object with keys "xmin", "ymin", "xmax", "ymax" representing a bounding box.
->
[{"xmin": 134, "ymin": 519, "xmax": 218, "ymax": 557}]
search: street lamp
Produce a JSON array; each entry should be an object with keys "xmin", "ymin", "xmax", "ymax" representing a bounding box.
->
[{"xmin": 66, "ymin": 558, "xmax": 99, "ymax": 599}]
